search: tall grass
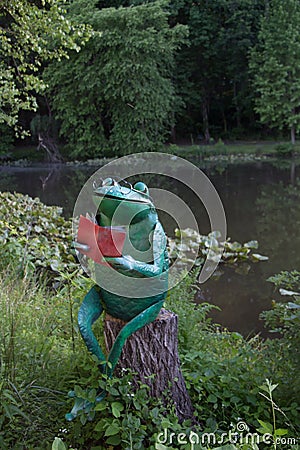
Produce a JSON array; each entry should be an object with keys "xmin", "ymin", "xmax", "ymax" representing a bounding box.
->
[{"xmin": 0, "ymin": 270, "xmax": 80, "ymax": 449}]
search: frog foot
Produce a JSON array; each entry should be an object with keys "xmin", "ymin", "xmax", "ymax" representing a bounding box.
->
[{"xmin": 65, "ymin": 389, "xmax": 106, "ymax": 421}]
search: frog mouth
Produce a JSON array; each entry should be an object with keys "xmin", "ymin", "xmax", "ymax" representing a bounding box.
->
[{"xmin": 94, "ymin": 193, "xmax": 151, "ymax": 204}]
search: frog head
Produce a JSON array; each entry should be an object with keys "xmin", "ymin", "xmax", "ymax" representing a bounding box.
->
[{"xmin": 93, "ymin": 178, "xmax": 155, "ymax": 224}]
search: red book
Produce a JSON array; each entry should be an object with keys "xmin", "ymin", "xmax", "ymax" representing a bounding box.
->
[{"xmin": 76, "ymin": 215, "xmax": 126, "ymax": 264}]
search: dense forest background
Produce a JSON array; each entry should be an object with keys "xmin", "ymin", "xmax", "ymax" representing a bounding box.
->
[{"xmin": 1, "ymin": 0, "xmax": 300, "ymax": 158}]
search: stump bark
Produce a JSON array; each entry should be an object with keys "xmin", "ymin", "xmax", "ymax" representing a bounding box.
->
[{"xmin": 104, "ymin": 308, "xmax": 194, "ymax": 422}]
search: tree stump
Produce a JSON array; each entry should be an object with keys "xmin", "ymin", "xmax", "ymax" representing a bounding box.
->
[{"xmin": 104, "ymin": 308, "xmax": 194, "ymax": 422}]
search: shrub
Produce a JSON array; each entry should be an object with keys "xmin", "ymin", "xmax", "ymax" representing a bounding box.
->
[
  {"xmin": 260, "ymin": 270, "xmax": 300, "ymax": 412},
  {"xmin": 274, "ymin": 143, "xmax": 294, "ymax": 157},
  {"xmin": 0, "ymin": 192, "xmax": 76, "ymax": 278},
  {"xmin": 0, "ymin": 123, "xmax": 14, "ymax": 155}
]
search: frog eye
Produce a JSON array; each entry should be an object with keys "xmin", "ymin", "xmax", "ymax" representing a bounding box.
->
[
  {"xmin": 134, "ymin": 182, "xmax": 149, "ymax": 195},
  {"xmin": 102, "ymin": 177, "xmax": 114, "ymax": 187}
]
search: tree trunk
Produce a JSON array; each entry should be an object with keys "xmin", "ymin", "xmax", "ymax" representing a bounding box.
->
[
  {"xmin": 222, "ymin": 107, "xmax": 228, "ymax": 134},
  {"xmin": 202, "ymin": 98, "xmax": 210, "ymax": 143},
  {"xmin": 104, "ymin": 308, "xmax": 194, "ymax": 423},
  {"xmin": 170, "ymin": 125, "xmax": 176, "ymax": 144},
  {"xmin": 290, "ymin": 160, "xmax": 296, "ymax": 185},
  {"xmin": 37, "ymin": 133, "xmax": 63, "ymax": 163},
  {"xmin": 291, "ymin": 125, "xmax": 296, "ymax": 145}
]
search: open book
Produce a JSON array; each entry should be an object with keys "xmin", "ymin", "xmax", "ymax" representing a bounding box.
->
[{"xmin": 76, "ymin": 215, "xmax": 126, "ymax": 264}]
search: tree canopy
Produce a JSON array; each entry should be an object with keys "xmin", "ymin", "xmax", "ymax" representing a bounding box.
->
[
  {"xmin": 171, "ymin": 0, "xmax": 264, "ymax": 141},
  {"xmin": 2, "ymin": 0, "xmax": 300, "ymax": 154},
  {"xmin": 250, "ymin": 0, "xmax": 300, "ymax": 144},
  {"xmin": 0, "ymin": 0, "xmax": 89, "ymax": 134},
  {"xmin": 46, "ymin": 0, "xmax": 187, "ymax": 156}
]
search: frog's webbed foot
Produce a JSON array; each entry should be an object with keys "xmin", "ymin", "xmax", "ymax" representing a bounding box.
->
[
  {"xmin": 65, "ymin": 389, "xmax": 106, "ymax": 421},
  {"xmin": 106, "ymin": 299, "xmax": 164, "ymax": 377}
]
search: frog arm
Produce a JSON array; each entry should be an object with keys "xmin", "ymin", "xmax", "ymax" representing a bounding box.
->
[
  {"xmin": 131, "ymin": 221, "xmax": 166, "ymax": 276},
  {"xmin": 106, "ymin": 222, "xmax": 167, "ymax": 277}
]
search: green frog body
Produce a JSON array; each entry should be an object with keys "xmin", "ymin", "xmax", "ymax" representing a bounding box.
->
[{"xmin": 66, "ymin": 178, "xmax": 168, "ymax": 420}]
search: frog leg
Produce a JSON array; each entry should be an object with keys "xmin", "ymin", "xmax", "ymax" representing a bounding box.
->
[
  {"xmin": 78, "ymin": 285, "xmax": 106, "ymax": 369},
  {"xmin": 65, "ymin": 286, "xmax": 106, "ymax": 421},
  {"xmin": 106, "ymin": 299, "xmax": 164, "ymax": 378}
]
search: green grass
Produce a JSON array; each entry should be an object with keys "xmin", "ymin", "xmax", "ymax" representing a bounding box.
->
[
  {"xmin": 8, "ymin": 145, "xmax": 45, "ymax": 162},
  {"xmin": 168, "ymin": 141, "xmax": 300, "ymax": 158},
  {"xmin": 0, "ymin": 271, "xmax": 75, "ymax": 449},
  {"xmin": 3, "ymin": 140, "xmax": 300, "ymax": 165}
]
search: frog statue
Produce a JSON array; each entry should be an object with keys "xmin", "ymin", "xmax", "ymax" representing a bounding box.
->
[{"xmin": 66, "ymin": 178, "xmax": 169, "ymax": 420}]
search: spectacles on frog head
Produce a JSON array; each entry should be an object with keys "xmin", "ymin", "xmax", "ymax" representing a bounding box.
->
[{"xmin": 92, "ymin": 177, "xmax": 152, "ymax": 200}]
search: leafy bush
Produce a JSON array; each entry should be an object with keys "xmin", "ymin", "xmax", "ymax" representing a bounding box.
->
[
  {"xmin": 267, "ymin": 270, "xmax": 300, "ymax": 292},
  {"xmin": 274, "ymin": 143, "xmax": 294, "ymax": 157},
  {"xmin": 260, "ymin": 270, "xmax": 300, "ymax": 412},
  {"xmin": 168, "ymin": 228, "xmax": 268, "ymax": 269},
  {"xmin": 262, "ymin": 270, "xmax": 300, "ymax": 343},
  {"xmin": 0, "ymin": 192, "xmax": 76, "ymax": 277},
  {"xmin": 166, "ymin": 275, "xmax": 273, "ymax": 432},
  {"xmin": 0, "ymin": 123, "xmax": 14, "ymax": 155},
  {"xmin": 214, "ymin": 138, "xmax": 226, "ymax": 153}
]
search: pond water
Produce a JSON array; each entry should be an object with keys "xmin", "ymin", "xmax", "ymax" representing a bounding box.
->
[{"xmin": 1, "ymin": 157, "xmax": 299, "ymax": 337}]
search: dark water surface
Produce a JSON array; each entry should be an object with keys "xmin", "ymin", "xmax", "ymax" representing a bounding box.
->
[{"xmin": 1, "ymin": 158, "xmax": 299, "ymax": 336}]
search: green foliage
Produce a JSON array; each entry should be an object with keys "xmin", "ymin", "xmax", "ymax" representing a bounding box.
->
[
  {"xmin": 262, "ymin": 270, "xmax": 300, "ymax": 341},
  {"xmin": 3, "ymin": 0, "xmax": 298, "ymax": 147},
  {"xmin": 250, "ymin": 0, "xmax": 300, "ymax": 143},
  {"xmin": 172, "ymin": 0, "xmax": 264, "ymax": 140},
  {"xmin": 52, "ymin": 437, "xmax": 68, "ymax": 450},
  {"xmin": 0, "ymin": 271, "xmax": 79, "ymax": 449},
  {"xmin": 30, "ymin": 114, "xmax": 60, "ymax": 142},
  {"xmin": 0, "ymin": 123, "xmax": 14, "ymax": 154},
  {"xmin": 65, "ymin": 372, "xmax": 185, "ymax": 449},
  {"xmin": 167, "ymin": 273, "xmax": 300, "ymax": 441},
  {"xmin": 274, "ymin": 143, "xmax": 294, "ymax": 158},
  {"xmin": 0, "ymin": 191, "xmax": 76, "ymax": 277},
  {"xmin": 260, "ymin": 270, "xmax": 300, "ymax": 420},
  {"xmin": 256, "ymin": 379, "xmax": 289, "ymax": 449},
  {"xmin": 46, "ymin": 0, "xmax": 187, "ymax": 158},
  {"xmin": 268, "ymin": 270, "xmax": 300, "ymax": 292},
  {"xmin": 168, "ymin": 228, "xmax": 268, "ymax": 269},
  {"xmin": 0, "ymin": 0, "xmax": 90, "ymax": 135}
]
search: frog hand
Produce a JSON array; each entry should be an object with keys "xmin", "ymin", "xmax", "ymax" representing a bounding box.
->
[
  {"xmin": 105, "ymin": 255, "xmax": 136, "ymax": 274},
  {"xmin": 105, "ymin": 222, "xmax": 167, "ymax": 277}
]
